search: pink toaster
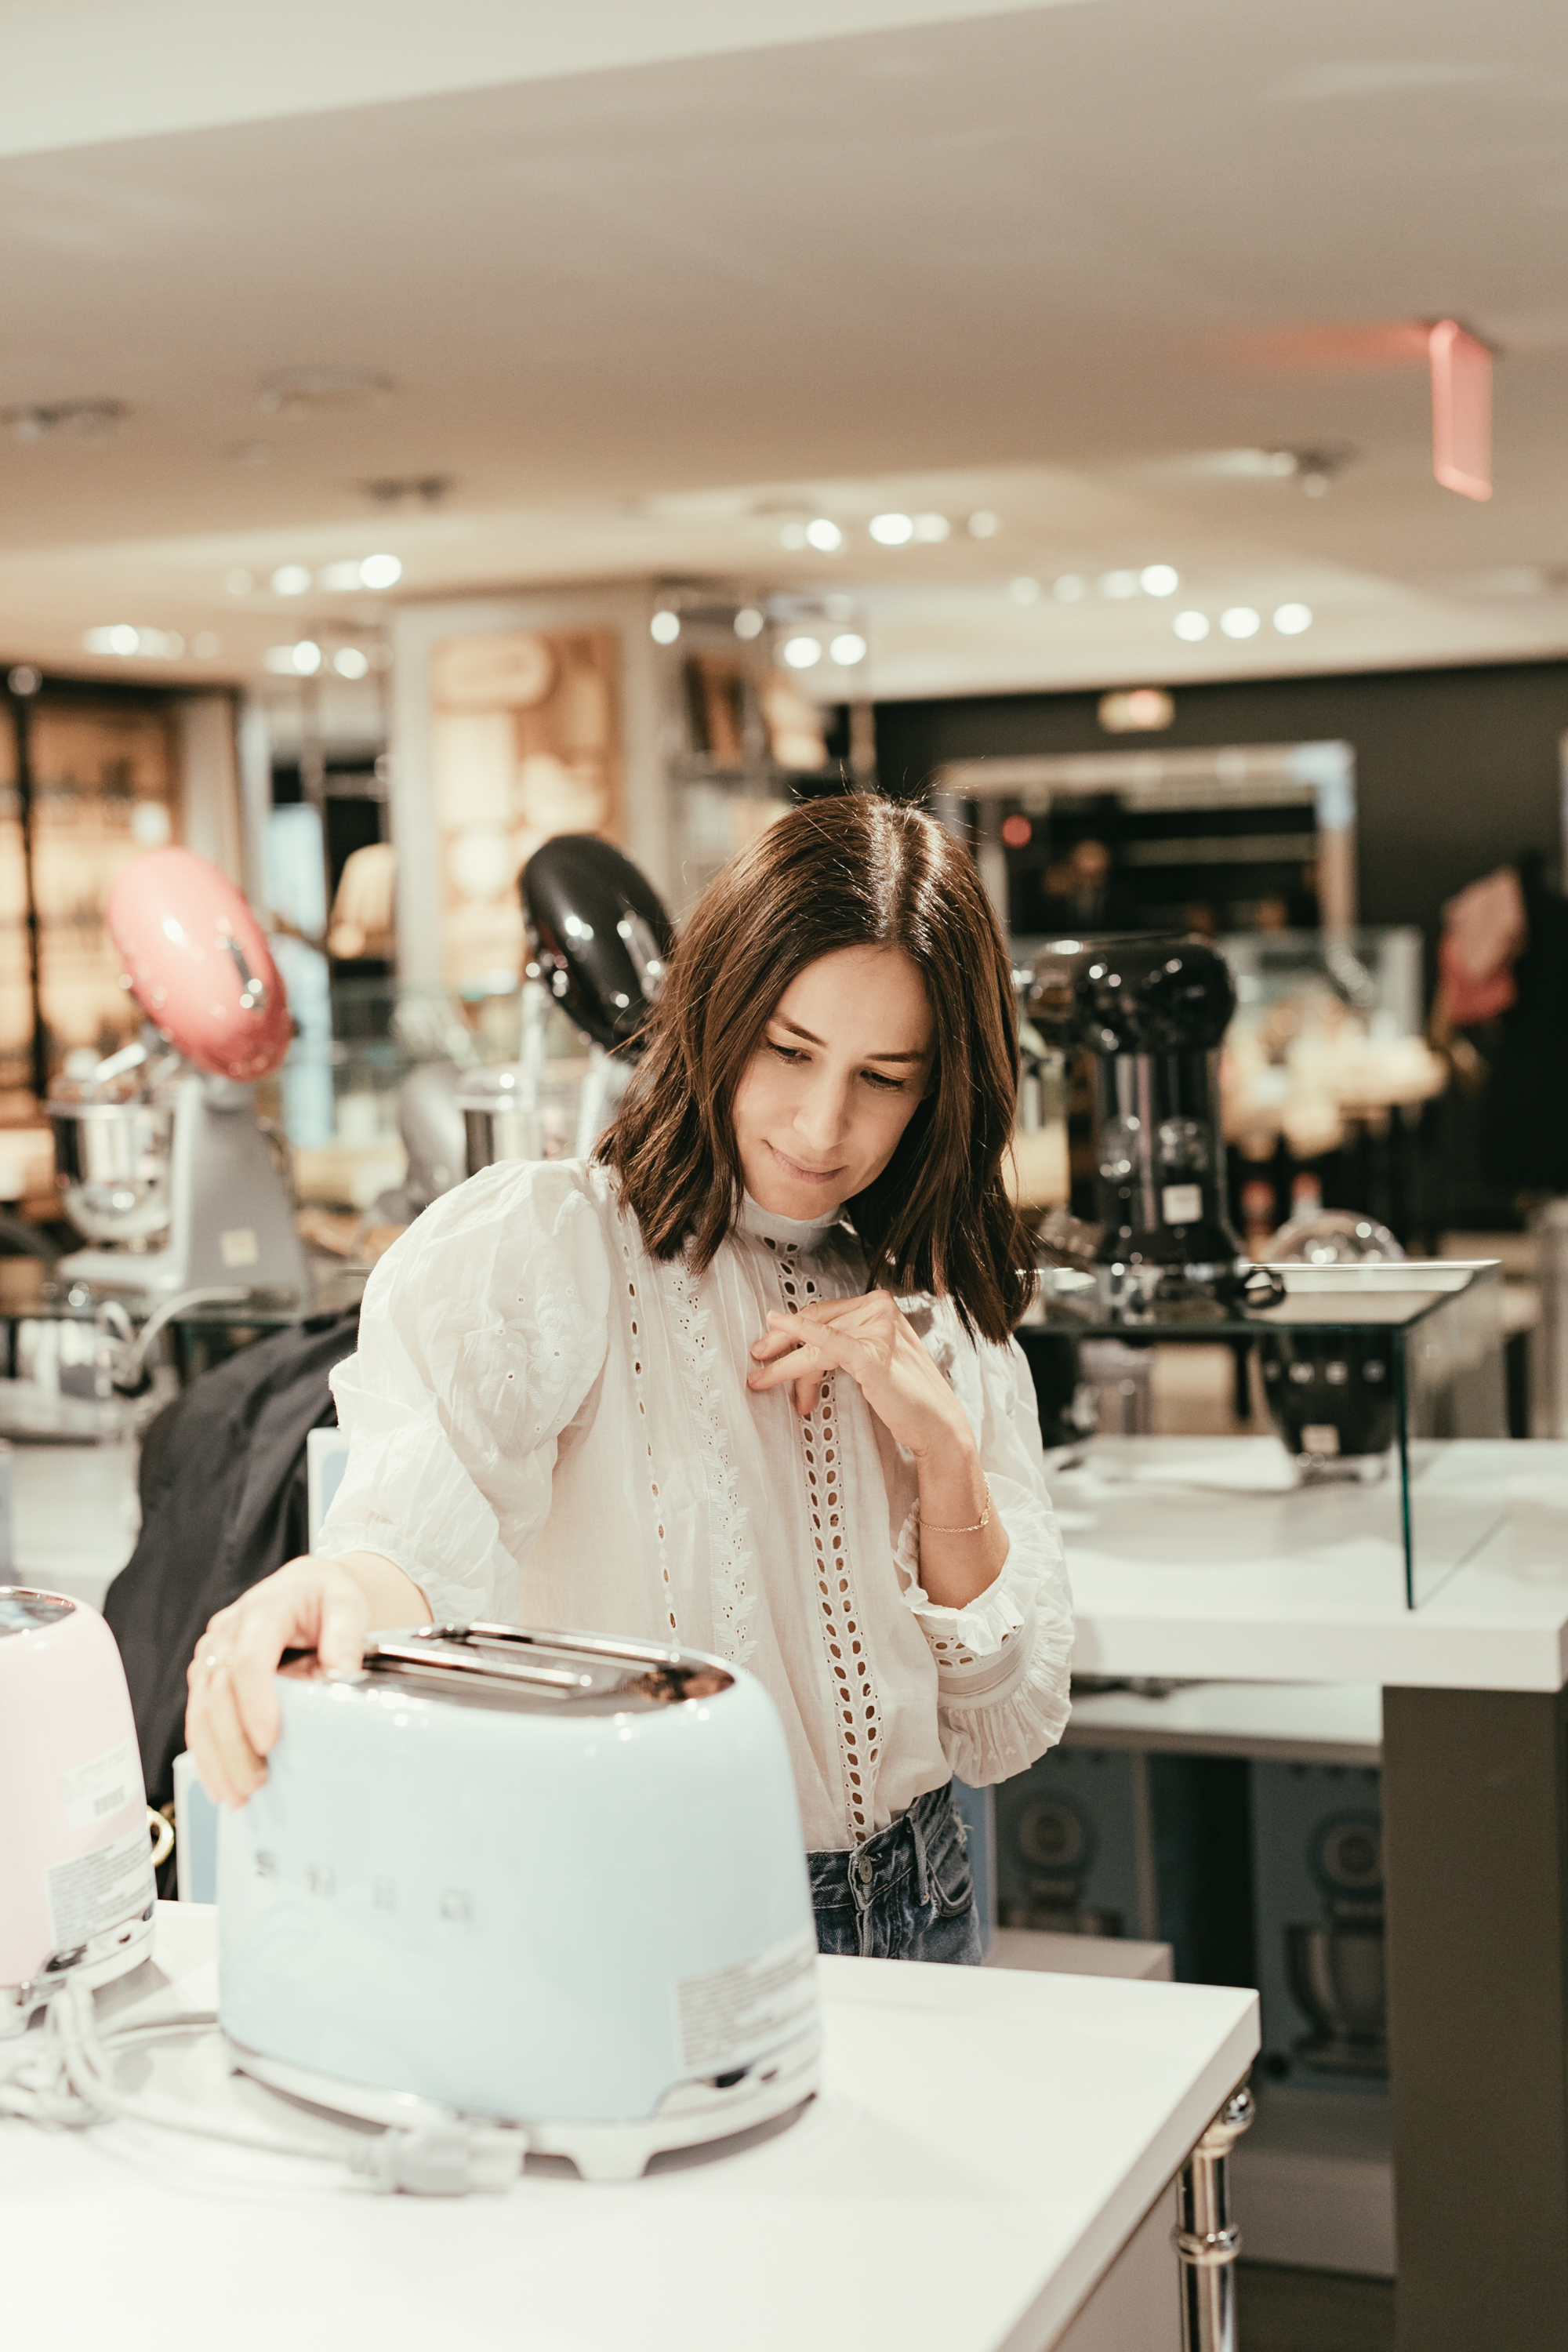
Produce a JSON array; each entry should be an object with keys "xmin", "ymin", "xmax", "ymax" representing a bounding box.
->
[{"xmin": 0, "ymin": 1588, "xmax": 158, "ymax": 2034}]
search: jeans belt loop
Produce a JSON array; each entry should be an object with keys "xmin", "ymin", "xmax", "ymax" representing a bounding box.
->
[{"xmin": 909, "ymin": 1798, "xmax": 931, "ymax": 1909}]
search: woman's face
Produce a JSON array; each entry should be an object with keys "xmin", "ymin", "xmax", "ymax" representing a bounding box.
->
[{"xmin": 731, "ymin": 945, "xmax": 935, "ymax": 1218}]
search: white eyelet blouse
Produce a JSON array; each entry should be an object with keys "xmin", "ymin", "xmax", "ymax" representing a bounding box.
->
[{"xmin": 318, "ymin": 1158, "xmax": 1073, "ymax": 1855}]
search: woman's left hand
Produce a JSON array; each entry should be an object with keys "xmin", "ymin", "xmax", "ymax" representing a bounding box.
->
[{"xmin": 746, "ymin": 1291, "xmax": 970, "ymax": 1463}]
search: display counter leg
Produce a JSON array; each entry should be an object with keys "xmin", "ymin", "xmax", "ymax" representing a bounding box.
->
[
  {"xmin": 1382, "ymin": 1685, "xmax": 1568, "ymax": 2351},
  {"xmin": 1174, "ymin": 2081, "xmax": 1253, "ymax": 2352}
]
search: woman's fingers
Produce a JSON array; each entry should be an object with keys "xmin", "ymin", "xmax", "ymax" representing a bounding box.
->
[
  {"xmin": 223, "ymin": 1587, "xmax": 303, "ymax": 1763},
  {"xmin": 183, "ymin": 1559, "xmax": 373, "ymax": 1807},
  {"xmin": 187, "ymin": 1660, "xmax": 265, "ymax": 1806},
  {"xmin": 747, "ymin": 1337, "xmax": 829, "ymax": 1391},
  {"xmin": 317, "ymin": 1572, "xmax": 373, "ymax": 1667}
]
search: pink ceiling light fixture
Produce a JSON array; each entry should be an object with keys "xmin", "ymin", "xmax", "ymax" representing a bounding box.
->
[{"xmin": 1429, "ymin": 321, "xmax": 1492, "ymax": 502}]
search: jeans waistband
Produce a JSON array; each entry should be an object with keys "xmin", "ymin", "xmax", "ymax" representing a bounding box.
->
[{"xmin": 807, "ymin": 1779, "xmax": 955, "ymax": 1913}]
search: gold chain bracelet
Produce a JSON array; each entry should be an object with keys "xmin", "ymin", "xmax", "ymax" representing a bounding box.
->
[{"xmin": 920, "ymin": 1480, "xmax": 992, "ymax": 1536}]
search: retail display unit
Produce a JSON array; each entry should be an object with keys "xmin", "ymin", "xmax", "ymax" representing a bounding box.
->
[{"xmin": 936, "ymin": 739, "xmax": 1359, "ymax": 941}]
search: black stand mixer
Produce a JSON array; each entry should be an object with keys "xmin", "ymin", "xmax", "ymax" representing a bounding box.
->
[{"xmin": 1032, "ymin": 933, "xmax": 1252, "ymax": 1318}]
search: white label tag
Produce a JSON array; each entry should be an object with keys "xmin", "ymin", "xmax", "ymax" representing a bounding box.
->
[
  {"xmin": 1162, "ymin": 1182, "xmax": 1203, "ymax": 1225},
  {"xmin": 47, "ymin": 1823, "xmax": 154, "ymax": 1953},
  {"xmin": 673, "ymin": 1929, "xmax": 817, "ymax": 2074},
  {"xmin": 220, "ymin": 1226, "xmax": 260, "ymax": 1269},
  {"xmin": 62, "ymin": 1736, "xmax": 143, "ymax": 1831}
]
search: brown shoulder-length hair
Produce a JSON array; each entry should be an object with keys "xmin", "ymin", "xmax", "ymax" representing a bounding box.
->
[{"xmin": 597, "ymin": 796, "xmax": 1030, "ymax": 1342}]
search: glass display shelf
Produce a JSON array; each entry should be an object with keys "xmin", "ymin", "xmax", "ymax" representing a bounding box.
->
[
  {"xmin": 0, "ymin": 1267, "xmax": 366, "ymax": 1442},
  {"xmin": 1021, "ymin": 1259, "xmax": 1504, "ymax": 1608}
]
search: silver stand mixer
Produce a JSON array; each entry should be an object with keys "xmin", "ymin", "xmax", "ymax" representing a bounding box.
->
[
  {"xmin": 44, "ymin": 848, "xmax": 310, "ymax": 1314},
  {"xmin": 50, "ymin": 1055, "xmax": 307, "ymax": 1305}
]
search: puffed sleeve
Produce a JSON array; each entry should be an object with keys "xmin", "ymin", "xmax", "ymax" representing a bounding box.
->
[
  {"xmin": 894, "ymin": 1317, "xmax": 1073, "ymax": 1786},
  {"xmin": 317, "ymin": 1158, "xmax": 612, "ymax": 1626}
]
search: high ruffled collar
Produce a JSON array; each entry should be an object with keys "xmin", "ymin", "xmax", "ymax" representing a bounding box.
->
[{"xmin": 739, "ymin": 1191, "xmax": 846, "ymax": 1257}]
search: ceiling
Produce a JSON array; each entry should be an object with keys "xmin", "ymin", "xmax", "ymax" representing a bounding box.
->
[{"xmin": 3, "ymin": 0, "xmax": 1568, "ymax": 700}]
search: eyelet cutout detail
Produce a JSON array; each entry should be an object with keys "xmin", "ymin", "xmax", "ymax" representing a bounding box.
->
[{"xmin": 787, "ymin": 1262, "xmax": 882, "ymax": 1846}]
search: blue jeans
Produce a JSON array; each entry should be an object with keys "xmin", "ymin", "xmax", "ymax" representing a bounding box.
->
[{"xmin": 808, "ymin": 1780, "xmax": 982, "ymax": 1963}]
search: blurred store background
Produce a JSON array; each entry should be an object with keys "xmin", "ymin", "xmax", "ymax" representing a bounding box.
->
[{"xmin": 5, "ymin": 11, "xmax": 1568, "ymax": 2330}]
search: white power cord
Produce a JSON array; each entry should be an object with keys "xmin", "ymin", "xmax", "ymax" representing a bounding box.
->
[{"xmin": 0, "ymin": 1980, "xmax": 524, "ymax": 2194}]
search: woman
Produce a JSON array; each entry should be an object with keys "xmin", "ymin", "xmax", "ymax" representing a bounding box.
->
[{"xmin": 187, "ymin": 797, "xmax": 1073, "ymax": 1962}]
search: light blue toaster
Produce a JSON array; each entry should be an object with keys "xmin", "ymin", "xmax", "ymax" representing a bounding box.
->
[{"xmin": 217, "ymin": 1624, "xmax": 820, "ymax": 2179}]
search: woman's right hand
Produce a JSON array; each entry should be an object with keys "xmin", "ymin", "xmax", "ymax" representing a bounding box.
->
[{"xmin": 184, "ymin": 1555, "xmax": 374, "ymax": 1808}]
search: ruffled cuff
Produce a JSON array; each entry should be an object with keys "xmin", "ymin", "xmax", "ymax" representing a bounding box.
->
[
  {"xmin": 894, "ymin": 1496, "xmax": 1033, "ymax": 1660},
  {"xmin": 894, "ymin": 1470, "xmax": 1058, "ymax": 1661},
  {"xmin": 936, "ymin": 1588, "xmax": 1074, "ymax": 1787},
  {"xmin": 894, "ymin": 1469, "xmax": 1074, "ymax": 1787}
]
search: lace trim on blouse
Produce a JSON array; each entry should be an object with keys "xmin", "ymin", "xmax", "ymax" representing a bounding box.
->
[
  {"xmin": 620, "ymin": 1232, "xmax": 677, "ymax": 1639},
  {"xmin": 667, "ymin": 1257, "xmax": 757, "ymax": 1664}
]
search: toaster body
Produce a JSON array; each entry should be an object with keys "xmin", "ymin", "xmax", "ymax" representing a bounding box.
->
[{"xmin": 217, "ymin": 1624, "xmax": 820, "ymax": 2172}]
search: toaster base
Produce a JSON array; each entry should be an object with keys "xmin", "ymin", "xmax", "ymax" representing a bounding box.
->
[
  {"xmin": 1, "ymin": 1905, "xmax": 156, "ymax": 2039},
  {"xmin": 225, "ymin": 2016, "xmax": 822, "ymax": 2181}
]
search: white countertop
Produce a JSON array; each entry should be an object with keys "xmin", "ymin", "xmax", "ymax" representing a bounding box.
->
[
  {"xmin": 1065, "ymin": 1679, "xmax": 1383, "ymax": 1763},
  {"xmin": 15, "ymin": 1434, "xmax": 1568, "ymax": 1694},
  {"xmin": 3, "ymin": 1904, "xmax": 1256, "ymax": 2352},
  {"xmin": 1059, "ymin": 1437, "xmax": 1568, "ymax": 1693}
]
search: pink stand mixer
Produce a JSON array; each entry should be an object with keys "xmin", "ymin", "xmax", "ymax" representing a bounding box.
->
[{"xmin": 45, "ymin": 848, "xmax": 309, "ymax": 1308}]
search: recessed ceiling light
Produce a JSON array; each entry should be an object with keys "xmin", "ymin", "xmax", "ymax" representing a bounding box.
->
[
  {"xmin": 805, "ymin": 518, "xmax": 843, "ymax": 553},
  {"xmin": 333, "ymin": 647, "xmax": 371, "ymax": 679},
  {"xmin": 1100, "ymin": 688, "xmax": 1175, "ymax": 734},
  {"xmin": 3, "ymin": 397, "xmax": 128, "ymax": 446},
  {"xmin": 1101, "ymin": 570, "xmax": 1140, "ymax": 599},
  {"xmin": 1053, "ymin": 575, "xmax": 1086, "ymax": 602},
  {"xmin": 319, "ymin": 560, "xmax": 365, "ymax": 592},
  {"xmin": 782, "ymin": 636, "xmax": 822, "ymax": 668},
  {"xmin": 967, "ymin": 510, "xmax": 999, "ymax": 539},
  {"xmin": 84, "ymin": 624, "xmax": 183, "ymax": 659},
  {"xmin": 734, "ymin": 608, "xmax": 764, "ymax": 640},
  {"xmin": 270, "ymin": 564, "xmax": 311, "ymax": 596},
  {"xmin": 1009, "ymin": 577, "xmax": 1042, "ymax": 604},
  {"xmin": 358, "ymin": 554, "xmax": 402, "ymax": 591},
  {"xmin": 1140, "ymin": 564, "xmax": 1180, "ymax": 597},
  {"xmin": 869, "ymin": 513, "xmax": 914, "ymax": 546},
  {"xmin": 650, "ymin": 611, "xmax": 681, "ymax": 644},
  {"xmin": 913, "ymin": 513, "xmax": 949, "ymax": 542},
  {"xmin": 264, "ymin": 641, "xmax": 321, "ymax": 676},
  {"xmin": 1273, "ymin": 603, "xmax": 1313, "ymax": 634},
  {"xmin": 1173, "ymin": 611, "xmax": 1210, "ymax": 641},
  {"xmin": 259, "ymin": 366, "xmax": 393, "ymax": 416},
  {"xmin": 1220, "ymin": 607, "xmax": 1261, "ymax": 638},
  {"xmin": 829, "ymin": 633, "xmax": 867, "ymax": 666}
]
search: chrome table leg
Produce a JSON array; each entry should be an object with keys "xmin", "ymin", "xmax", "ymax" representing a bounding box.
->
[{"xmin": 1174, "ymin": 2080, "xmax": 1254, "ymax": 2352}]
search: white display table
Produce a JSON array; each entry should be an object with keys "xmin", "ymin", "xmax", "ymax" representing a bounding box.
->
[
  {"xmin": 2, "ymin": 1905, "xmax": 1256, "ymax": 2352},
  {"xmin": 1061, "ymin": 1436, "xmax": 1568, "ymax": 2352},
  {"xmin": 1062, "ymin": 1437, "xmax": 1568, "ymax": 1690}
]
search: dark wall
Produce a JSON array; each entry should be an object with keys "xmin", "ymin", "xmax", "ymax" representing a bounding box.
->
[{"xmin": 873, "ymin": 659, "xmax": 1568, "ymax": 970}]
